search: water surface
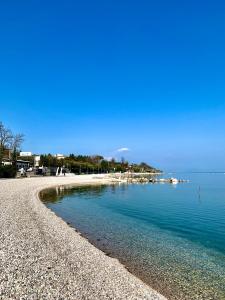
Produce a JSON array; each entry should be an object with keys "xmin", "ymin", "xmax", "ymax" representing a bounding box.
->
[{"xmin": 40, "ymin": 173, "xmax": 225, "ymax": 299}]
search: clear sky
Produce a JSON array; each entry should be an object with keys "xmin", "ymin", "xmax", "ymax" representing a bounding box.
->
[{"xmin": 0, "ymin": 0, "xmax": 225, "ymax": 171}]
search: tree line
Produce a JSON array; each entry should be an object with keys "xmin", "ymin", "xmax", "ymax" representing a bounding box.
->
[{"xmin": 39, "ymin": 154, "xmax": 160, "ymax": 174}]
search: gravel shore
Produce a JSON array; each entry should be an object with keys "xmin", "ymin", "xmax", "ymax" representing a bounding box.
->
[{"xmin": 0, "ymin": 176, "xmax": 166, "ymax": 300}]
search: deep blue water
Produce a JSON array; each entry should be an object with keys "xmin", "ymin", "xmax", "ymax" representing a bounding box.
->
[{"xmin": 40, "ymin": 173, "xmax": 225, "ymax": 300}]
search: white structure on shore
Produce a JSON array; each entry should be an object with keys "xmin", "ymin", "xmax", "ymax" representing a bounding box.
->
[
  {"xmin": 34, "ymin": 156, "xmax": 41, "ymax": 167},
  {"xmin": 20, "ymin": 151, "xmax": 32, "ymax": 157},
  {"xmin": 54, "ymin": 154, "xmax": 65, "ymax": 160}
]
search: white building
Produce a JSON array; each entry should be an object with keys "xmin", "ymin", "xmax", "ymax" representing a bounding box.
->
[
  {"xmin": 20, "ymin": 151, "xmax": 32, "ymax": 157},
  {"xmin": 34, "ymin": 155, "xmax": 41, "ymax": 167},
  {"xmin": 54, "ymin": 154, "xmax": 65, "ymax": 160}
]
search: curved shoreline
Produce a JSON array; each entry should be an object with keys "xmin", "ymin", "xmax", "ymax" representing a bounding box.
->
[{"xmin": 0, "ymin": 176, "xmax": 166, "ymax": 300}]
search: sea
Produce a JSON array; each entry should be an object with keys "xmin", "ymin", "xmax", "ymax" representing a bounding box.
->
[{"xmin": 40, "ymin": 173, "xmax": 225, "ymax": 300}]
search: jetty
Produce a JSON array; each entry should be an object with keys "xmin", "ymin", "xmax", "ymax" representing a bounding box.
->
[{"xmin": 107, "ymin": 173, "xmax": 189, "ymax": 184}]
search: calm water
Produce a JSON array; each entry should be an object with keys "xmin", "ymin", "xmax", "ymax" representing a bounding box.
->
[{"xmin": 40, "ymin": 173, "xmax": 225, "ymax": 299}]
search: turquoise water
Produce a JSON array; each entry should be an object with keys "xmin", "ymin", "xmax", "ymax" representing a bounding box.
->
[{"xmin": 40, "ymin": 173, "xmax": 225, "ymax": 299}]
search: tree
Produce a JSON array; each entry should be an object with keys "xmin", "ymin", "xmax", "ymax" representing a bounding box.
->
[
  {"xmin": 0, "ymin": 121, "xmax": 24, "ymax": 165},
  {"xmin": 0, "ymin": 122, "xmax": 13, "ymax": 163},
  {"xmin": 10, "ymin": 134, "xmax": 24, "ymax": 151},
  {"xmin": 10, "ymin": 134, "xmax": 24, "ymax": 167},
  {"xmin": 100, "ymin": 160, "xmax": 109, "ymax": 173}
]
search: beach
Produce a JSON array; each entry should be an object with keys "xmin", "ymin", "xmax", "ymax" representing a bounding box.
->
[{"xmin": 0, "ymin": 176, "xmax": 166, "ymax": 300}]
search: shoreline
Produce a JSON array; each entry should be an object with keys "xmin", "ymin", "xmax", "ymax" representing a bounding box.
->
[{"xmin": 0, "ymin": 175, "xmax": 166, "ymax": 300}]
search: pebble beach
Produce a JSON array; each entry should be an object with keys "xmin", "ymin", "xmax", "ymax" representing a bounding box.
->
[{"xmin": 0, "ymin": 176, "xmax": 166, "ymax": 300}]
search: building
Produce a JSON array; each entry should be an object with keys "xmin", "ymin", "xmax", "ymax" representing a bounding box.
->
[
  {"xmin": 2, "ymin": 149, "xmax": 12, "ymax": 160},
  {"xmin": 20, "ymin": 151, "xmax": 32, "ymax": 157},
  {"xmin": 16, "ymin": 160, "xmax": 30, "ymax": 170},
  {"xmin": 1, "ymin": 158, "xmax": 30, "ymax": 170},
  {"xmin": 34, "ymin": 155, "xmax": 41, "ymax": 167},
  {"xmin": 1, "ymin": 149, "xmax": 31, "ymax": 170},
  {"xmin": 54, "ymin": 154, "xmax": 65, "ymax": 160},
  {"xmin": 1, "ymin": 149, "xmax": 12, "ymax": 165},
  {"xmin": 2, "ymin": 158, "xmax": 12, "ymax": 166}
]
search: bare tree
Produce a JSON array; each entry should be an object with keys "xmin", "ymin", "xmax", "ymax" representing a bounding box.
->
[
  {"xmin": 0, "ymin": 122, "xmax": 13, "ymax": 163},
  {"xmin": 10, "ymin": 133, "xmax": 24, "ymax": 151},
  {"xmin": 11, "ymin": 133, "xmax": 25, "ymax": 165},
  {"xmin": 0, "ymin": 122, "xmax": 13, "ymax": 149},
  {"xmin": 0, "ymin": 121, "xmax": 24, "ymax": 164}
]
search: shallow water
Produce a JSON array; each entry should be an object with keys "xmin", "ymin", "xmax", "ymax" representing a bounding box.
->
[{"xmin": 40, "ymin": 173, "xmax": 225, "ymax": 299}]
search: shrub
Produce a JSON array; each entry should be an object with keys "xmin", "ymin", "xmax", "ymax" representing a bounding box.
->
[{"xmin": 0, "ymin": 165, "xmax": 17, "ymax": 178}]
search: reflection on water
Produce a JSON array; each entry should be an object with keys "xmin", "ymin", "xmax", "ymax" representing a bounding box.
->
[
  {"xmin": 40, "ymin": 174, "xmax": 225, "ymax": 300},
  {"xmin": 40, "ymin": 184, "xmax": 108, "ymax": 203}
]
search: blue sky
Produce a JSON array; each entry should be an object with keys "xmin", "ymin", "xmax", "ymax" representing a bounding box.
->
[{"xmin": 0, "ymin": 0, "xmax": 225, "ymax": 171}]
